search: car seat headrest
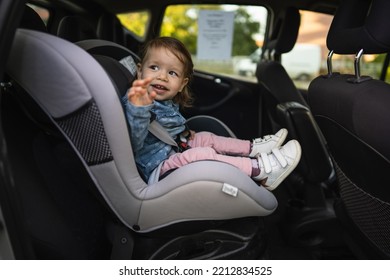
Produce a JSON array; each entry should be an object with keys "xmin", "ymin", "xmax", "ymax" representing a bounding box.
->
[
  {"xmin": 97, "ymin": 14, "xmax": 125, "ymax": 45},
  {"xmin": 76, "ymin": 39, "xmax": 140, "ymax": 97},
  {"xmin": 266, "ymin": 7, "xmax": 300, "ymax": 55},
  {"xmin": 20, "ymin": 5, "xmax": 47, "ymax": 32},
  {"xmin": 76, "ymin": 39, "xmax": 140, "ymax": 63},
  {"xmin": 327, "ymin": 0, "xmax": 390, "ymax": 54},
  {"xmin": 57, "ymin": 16, "xmax": 98, "ymax": 42}
]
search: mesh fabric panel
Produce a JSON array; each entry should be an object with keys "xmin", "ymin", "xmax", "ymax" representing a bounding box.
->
[
  {"xmin": 56, "ymin": 101, "xmax": 113, "ymax": 165},
  {"xmin": 336, "ymin": 163, "xmax": 390, "ymax": 256}
]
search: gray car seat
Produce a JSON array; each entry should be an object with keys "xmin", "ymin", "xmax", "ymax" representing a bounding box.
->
[
  {"xmin": 6, "ymin": 27, "xmax": 278, "ymax": 258},
  {"xmin": 309, "ymin": 0, "xmax": 390, "ymax": 258}
]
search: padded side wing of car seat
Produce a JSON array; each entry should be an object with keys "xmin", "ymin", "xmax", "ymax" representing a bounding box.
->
[{"xmin": 7, "ymin": 29, "xmax": 278, "ymax": 232}]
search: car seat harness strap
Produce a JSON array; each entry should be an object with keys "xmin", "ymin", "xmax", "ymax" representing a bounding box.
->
[{"xmin": 148, "ymin": 120, "xmax": 191, "ymax": 153}]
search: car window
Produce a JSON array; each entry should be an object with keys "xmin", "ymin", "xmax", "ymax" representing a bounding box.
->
[
  {"xmin": 385, "ymin": 61, "xmax": 390, "ymax": 83},
  {"xmin": 161, "ymin": 4, "xmax": 268, "ymax": 81},
  {"xmin": 27, "ymin": 4, "xmax": 50, "ymax": 26},
  {"xmin": 330, "ymin": 50, "xmax": 387, "ymax": 84},
  {"xmin": 117, "ymin": 10, "xmax": 150, "ymax": 41},
  {"xmin": 289, "ymin": 10, "xmax": 332, "ymax": 89},
  {"xmin": 296, "ymin": 10, "xmax": 389, "ymax": 86}
]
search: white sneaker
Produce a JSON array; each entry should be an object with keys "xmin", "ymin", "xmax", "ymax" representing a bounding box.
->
[
  {"xmin": 253, "ymin": 139, "xmax": 301, "ymax": 191},
  {"xmin": 249, "ymin": 128, "xmax": 288, "ymax": 157}
]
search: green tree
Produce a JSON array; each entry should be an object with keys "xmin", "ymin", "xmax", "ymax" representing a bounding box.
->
[
  {"xmin": 160, "ymin": 6, "xmax": 199, "ymax": 54},
  {"xmin": 117, "ymin": 11, "xmax": 149, "ymax": 39},
  {"xmin": 161, "ymin": 5, "xmax": 260, "ymax": 56},
  {"xmin": 118, "ymin": 5, "xmax": 261, "ymax": 57},
  {"xmin": 232, "ymin": 7, "xmax": 260, "ymax": 56}
]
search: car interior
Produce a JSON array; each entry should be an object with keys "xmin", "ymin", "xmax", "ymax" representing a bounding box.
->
[
  {"xmin": 0, "ymin": 0, "xmax": 389, "ymax": 260},
  {"xmin": 309, "ymin": 0, "xmax": 390, "ymax": 258}
]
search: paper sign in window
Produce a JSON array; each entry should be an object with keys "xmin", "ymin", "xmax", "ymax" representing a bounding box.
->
[{"xmin": 197, "ymin": 10, "xmax": 234, "ymax": 60}]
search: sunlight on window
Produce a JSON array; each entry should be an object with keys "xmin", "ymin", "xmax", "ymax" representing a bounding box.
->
[
  {"xmin": 27, "ymin": 4, "xmax": 50, "ymax": 25},
  {"xmin": 117, "ymin": 11, "xmax": 150, "ymax": 40},
  {"xmin": 161, "ymin": 4, "xmax": 268, "ymax": 80}
]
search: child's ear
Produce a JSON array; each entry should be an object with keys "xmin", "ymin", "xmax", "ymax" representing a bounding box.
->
[{"xmin": 180, "ymin": 77, "xmax": 189, "ymax": 92}]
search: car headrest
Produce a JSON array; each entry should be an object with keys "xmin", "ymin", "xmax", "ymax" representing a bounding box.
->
[
  {"xmin": 265, "ymin": 7, "xmax": 300, "ymax": 55},
  {"xmin": 97, "ymin": 14, "xmax": 125, "ymax": 45},
  {"xmin": 327, "ymin": 0, "xmax": 390, "ymax": 54},
  {"xmin": 20, "ymin": 5, "xmax": 47, "ymax": 32},
  {"xmin": 76, "ymin": 39, "xmax": 140, "ymax": 97},
  {"xmin": 76, "ymin": 39, "xmax": 140, "ymax": 62},
  {"xmin": 57, "ymin": 16, "xmax": 98, "ymax": 42}
]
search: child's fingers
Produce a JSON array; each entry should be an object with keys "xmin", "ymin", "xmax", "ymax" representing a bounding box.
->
[
  {"xmin": 148, "ymin": 89, "xmax": 157, "ymax": 99},
  {"xmin": 127, "ymin": 78, "xmax": 156, "ymax": 105},
  {"xmin": 129, "ymin": 78, "xmax": 153, "ymax": 96},
  {"xmin": 128, "ymin": 85, "xmax": 145, "ymax": 97},
  {"xmin": 132, "ymin": 77, "xmax": 153, "ymax": 88},
  {"xmin": 128, "ymin": 79, "xmax": 149, "ymax": 95}
]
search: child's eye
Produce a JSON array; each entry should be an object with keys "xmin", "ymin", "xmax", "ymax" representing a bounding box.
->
[
  {"xmin": 169, "ymin": 71, "xmax": 178, "ymax": 77},
  {"xmin": 149, "ymin": 65, "xmax": 159, "ymax": 71}
]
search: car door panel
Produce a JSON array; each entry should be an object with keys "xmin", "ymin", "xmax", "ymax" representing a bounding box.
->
[{"xmin": 184, "ymin": 71, "xmax": 264, "ymax": 140}]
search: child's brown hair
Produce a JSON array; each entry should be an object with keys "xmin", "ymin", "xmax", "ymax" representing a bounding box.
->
[{"xmin": 139, "ymin": 37, "xmax": 194, "ymax": 108}]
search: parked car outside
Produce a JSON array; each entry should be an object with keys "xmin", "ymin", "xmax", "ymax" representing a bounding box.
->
[{"xmin": 234, "ymin": 43, "xmax": 322, "ymax": 80}]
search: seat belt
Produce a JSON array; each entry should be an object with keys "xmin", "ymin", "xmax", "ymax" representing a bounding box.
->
[{"xmin": 148, "ymin": 120, "xmax": 178, "ymax": 148}]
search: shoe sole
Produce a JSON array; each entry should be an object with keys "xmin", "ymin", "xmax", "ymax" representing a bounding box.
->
[{"xmin": 265, "ymin": 140, "xmax": 302, "ymax": 191}]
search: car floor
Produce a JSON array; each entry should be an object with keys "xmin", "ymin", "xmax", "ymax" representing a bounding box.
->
[{"xmin": 262, "ymin": 182, "xmax": 357, "ymax": 260}]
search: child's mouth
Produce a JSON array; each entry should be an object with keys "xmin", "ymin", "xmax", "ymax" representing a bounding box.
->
[{"xmin": 152, "ymin": 84, "xmax": 168, "ymax": 91}]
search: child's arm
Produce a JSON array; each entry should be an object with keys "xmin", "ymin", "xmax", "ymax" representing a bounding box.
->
[{"xmin": 122, "ymin": 78, "xmax": 157, "ymax": 153}]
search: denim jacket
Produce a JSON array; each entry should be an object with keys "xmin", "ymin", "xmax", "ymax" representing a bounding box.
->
[{"xmin": 122, "ymin": 97, "xmax": 186, "ymax": 181}]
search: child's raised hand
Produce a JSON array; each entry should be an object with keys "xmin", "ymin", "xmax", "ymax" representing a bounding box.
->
[{"xmin": 127, "ymin": 77, "xmax": 157, "ymax": 106}]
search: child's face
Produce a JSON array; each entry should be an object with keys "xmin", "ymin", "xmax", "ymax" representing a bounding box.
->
[{"xmin": 137, "ymin": 46, "xmax": 189, "ymax": 102}]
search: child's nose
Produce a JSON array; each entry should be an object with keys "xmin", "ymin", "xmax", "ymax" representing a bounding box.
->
[{"xmin": 157, "ymin": 71, "xmax": 168, "ymax": 81}]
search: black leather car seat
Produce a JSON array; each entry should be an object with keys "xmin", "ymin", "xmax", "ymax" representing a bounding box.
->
[
  {"xmin": 257, "ymin": 7, "xmax": 307, "ymax": 107},
  {"xmin": 309, "ymin": 0, "xmax": 390, "ymax": 259},
  {"xmin": 97, "ymin": 14, "xmax": 125, "ymax": 46},
  {"xmin": 254, "ymin": 7, "xmax": 341, "ymax": 250},
  {"xmin": 256, "ymin": 7, "xmax": 334, "ymax": 198},
  {"xmin": 57, "ymin": 15, "xmax": 98, "ymax": 42}
]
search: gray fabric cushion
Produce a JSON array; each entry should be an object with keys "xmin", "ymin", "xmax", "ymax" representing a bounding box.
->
[{"xmin": 7, "ymin": 30, "xmax": 278, "ymax": 232}]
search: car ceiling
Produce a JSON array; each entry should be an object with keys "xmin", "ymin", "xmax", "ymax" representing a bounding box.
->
[{"xmin": 34, "ymin": 0, "xmax": 339, "ymax": 16}]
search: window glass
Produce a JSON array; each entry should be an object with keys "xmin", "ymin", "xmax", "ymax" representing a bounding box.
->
[
  {"xmin": 385, "ymin": 63, "xmax": 390, "ymax": 83},
  {"xmin": 331, "ymin": 52, "xmax": 387, "ymax": 82},
  {"xmin": 27, "ymin": 4, "xmax": 50, "ymax": 25},
  {"xmin": 161, "ymin": 5, "xmax": 268, "ymax": 80},
  {"xmin": 296, "ymin": 10, "xmax": 388, "ymax": 86},
  {"xmin": 290, "ymin": 10, "xmax": 333, "ymax": 89},
  {"xmin": 117, "ymin": 10, "xmax": 150, "ymax": 40}
]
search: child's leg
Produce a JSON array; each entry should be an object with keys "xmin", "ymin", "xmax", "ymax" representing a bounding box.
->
[
  {"xmin": 188, "ymin": 131, "xmax": 251, "ymax": 156},
  {"xmin": 188, "ymin": 129, "xmax": 289, "ymax": 157},
  {"xmin": 161, "ymin": 141, "xmax": 302, "ymax": 192},
  {"xmin": 160, "ymin": 146, "xmax": 253, "ymax": 176}
]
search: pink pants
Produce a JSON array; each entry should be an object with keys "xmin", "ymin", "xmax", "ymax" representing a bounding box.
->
[{"xmin": 160, "ymin": 131, "xmax": 252, "ymax": 176}]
